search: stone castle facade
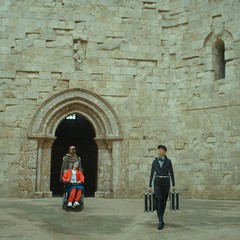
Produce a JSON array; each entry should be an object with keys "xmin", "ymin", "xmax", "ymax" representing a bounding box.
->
[{"xmin": 0, "ymin": 0, "xmax": 239, "ymax": 199}]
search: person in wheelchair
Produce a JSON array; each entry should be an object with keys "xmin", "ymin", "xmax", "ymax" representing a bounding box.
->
[
  {"xmin": 60, "ymin": 145, "xmax": 82, "ymax": 182},
  {"xmin": 62, "ymin": 160, "xmax": 84, "ymax": 209}
]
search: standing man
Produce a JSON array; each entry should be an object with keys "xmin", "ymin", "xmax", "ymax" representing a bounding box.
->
[
  {"xmin": 60, "ymin": 146, "xmax": 82, "ymax": 181},
  {"xmin": 149, "ymin": 145, "xmax": 175, "ymax": 230}
]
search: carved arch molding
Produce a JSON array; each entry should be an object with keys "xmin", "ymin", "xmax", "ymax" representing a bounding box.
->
[{"xmin": 28, "ymin": 88, "xmax": 122, "ymax": 198}]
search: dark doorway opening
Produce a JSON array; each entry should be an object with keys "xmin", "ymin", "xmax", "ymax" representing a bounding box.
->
[{"xmin": 50, "ymin": 114, "xmax": 98, "ymax": 197}]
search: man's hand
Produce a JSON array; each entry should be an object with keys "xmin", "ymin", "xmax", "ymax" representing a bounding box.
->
[
  {"xmin": 172, "ymin": 186, "xmax": 176, "ymax": 192},
  {"xmin": 149, "ymin": 187, "xmax": 152, "ymax": 192}
]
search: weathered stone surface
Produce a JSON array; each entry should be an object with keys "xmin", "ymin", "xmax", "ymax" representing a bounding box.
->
[{"xmin": 0, "ymin": 0, "xmax": 239, "ymax": 200}]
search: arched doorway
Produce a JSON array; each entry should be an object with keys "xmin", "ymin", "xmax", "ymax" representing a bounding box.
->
[
  {"xmin": 50, "ymin": 114, "xmax": 97, "ymax": 197},
  {"xmin": 28, "ymin": 88, "xmax": 123, "ymax": 198}
]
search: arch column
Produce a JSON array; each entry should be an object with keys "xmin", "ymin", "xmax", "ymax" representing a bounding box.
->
[
  {"xmin": 32, "ymin": 136, "xmax": 56, "ymax": 198},
  {"xmin": 94, "ymin": 137, "xmax": 122, "ymax": 198},
  {"xmin": 95, "ymin": 138, "xmax": 112, "ymax": 198}
]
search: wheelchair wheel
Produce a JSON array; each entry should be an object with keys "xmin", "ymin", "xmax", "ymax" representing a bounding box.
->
[
  {"xmin": 79, "ymin": 199, "xmax": 84, "ymax": 211},
  {"xmin": 62, "ymin": 196, "xmax": 67, "ymax": 209},
  {"xmin": 80, "ymin": 203, "xmax": 84, "ymax": 211}
]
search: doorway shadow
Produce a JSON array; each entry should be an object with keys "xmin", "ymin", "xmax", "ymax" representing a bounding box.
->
[{"xmin": 50, "ymin": 114, "xmax": 98, "ymax": 197}]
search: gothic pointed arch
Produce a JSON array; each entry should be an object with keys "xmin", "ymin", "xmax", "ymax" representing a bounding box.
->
[{"xmin": 203, "ymin": 29, "xmax": 233, "ymax": 47}]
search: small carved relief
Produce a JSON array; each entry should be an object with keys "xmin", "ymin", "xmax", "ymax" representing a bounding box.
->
[{"xmin": 73, "ymin": 39, "xmax": 86, "ymax": 71}]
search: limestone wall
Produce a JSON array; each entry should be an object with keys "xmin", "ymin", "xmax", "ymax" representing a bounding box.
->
[{"xmin": 0, "ymin": 0, "xmax": 239, "ymax": 199}]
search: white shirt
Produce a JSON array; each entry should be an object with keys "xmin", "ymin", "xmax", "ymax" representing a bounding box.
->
[{"xmin": 71, "ymin": 170, "xmax": 77, "ymax": 183}]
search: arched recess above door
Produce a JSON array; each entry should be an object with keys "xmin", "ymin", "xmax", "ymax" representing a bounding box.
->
[{"xmin": 28, "ymin": 88, "xmax": 122, "ymax": 140}]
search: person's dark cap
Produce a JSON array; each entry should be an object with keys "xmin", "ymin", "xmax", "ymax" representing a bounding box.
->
[{"xmin": 158, "ymin": 145, "xmax": 167, "ymax": 151}]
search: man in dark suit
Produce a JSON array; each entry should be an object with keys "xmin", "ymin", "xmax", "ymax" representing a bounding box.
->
[{"xmin": 149, "ymin": 145, "xmax": 175, "ymax": 230}]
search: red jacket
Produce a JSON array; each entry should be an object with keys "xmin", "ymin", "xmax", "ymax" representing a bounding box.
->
[{"xmin": 62, "ymin": 169, "xmax": 84, "ymax": 183}]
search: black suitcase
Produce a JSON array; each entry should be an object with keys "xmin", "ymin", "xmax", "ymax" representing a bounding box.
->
[
  {"xmin": 144, "ymin": 192, "xmax": 156, "ymax": 212},
  {"xmin": 169, "ymin": 191, "xmax": 180, "ymax": 211}
]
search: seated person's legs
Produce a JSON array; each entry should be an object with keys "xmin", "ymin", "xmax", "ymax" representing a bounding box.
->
[
  {"xmin": 73, "ymin": 189, "xmax": 82, "ymax": 207},
  {"xmin": 68, "ymin": 188, "xmax": 77, "ymax": 207},
  {"xmin": 75, "ymin": 189, "xmax": 82, "ymax": 202}
]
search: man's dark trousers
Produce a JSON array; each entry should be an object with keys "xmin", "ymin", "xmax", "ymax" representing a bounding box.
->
[{"xmin": 154, "ymin": 177, "xmax": 170, "ymax": 222}]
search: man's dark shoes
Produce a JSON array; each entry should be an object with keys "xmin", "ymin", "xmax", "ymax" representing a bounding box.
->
[
  {"xmin": 158, "ymin": 217, "xmax": 164, "ymax": 230},
  {"xmin": 158, "ymin": 222, "xmax": 164, "ymax": 230}
]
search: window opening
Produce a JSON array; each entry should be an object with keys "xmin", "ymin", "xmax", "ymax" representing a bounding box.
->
[
  {"xmin": 66, "ymin": 114, "xmax": 77, "ymax": 120},
  {"xmin": 213, "ymin": 39, "xmax": 225, "ymax": 80}
]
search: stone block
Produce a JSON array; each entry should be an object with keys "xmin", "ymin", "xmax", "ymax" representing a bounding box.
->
[
  {"xmin": 0, "ymin": 101, "xmax": 6, "ymax": 112},
  {"xmin": 151, "ymin": 83, "xmax": 166, "ymax": 91},
  {"xmin": 24, "ymin": 91, "xmax": 39, "ymax": 100},
  {"xmin": 225, "ymin": 50, "xmax": 234, "ymax": 60},
  {"xmin": 42, "ymin": 191, "xmax": 53, "ymax": 198},
  {"xmin": 33, "ymin": 39, "xmax": 46, "ymax": 48},
  {"xmin": 34, "ymin": 192, "xmax": 43, "ymax": 198}
]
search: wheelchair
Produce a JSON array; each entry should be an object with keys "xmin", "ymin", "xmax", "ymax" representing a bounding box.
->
[{"xmin": 62, "ymin": 182, "xmax": 84, "ymax": 211}]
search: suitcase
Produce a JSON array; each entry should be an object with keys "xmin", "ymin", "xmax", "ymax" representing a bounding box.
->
[
  {"xmin": 169, "ymin": 191, "xmax": 180, "ymax": 211},
  {"xmin": 144, "ymin": 192, "xmax": 156, "ymax": 212}
]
